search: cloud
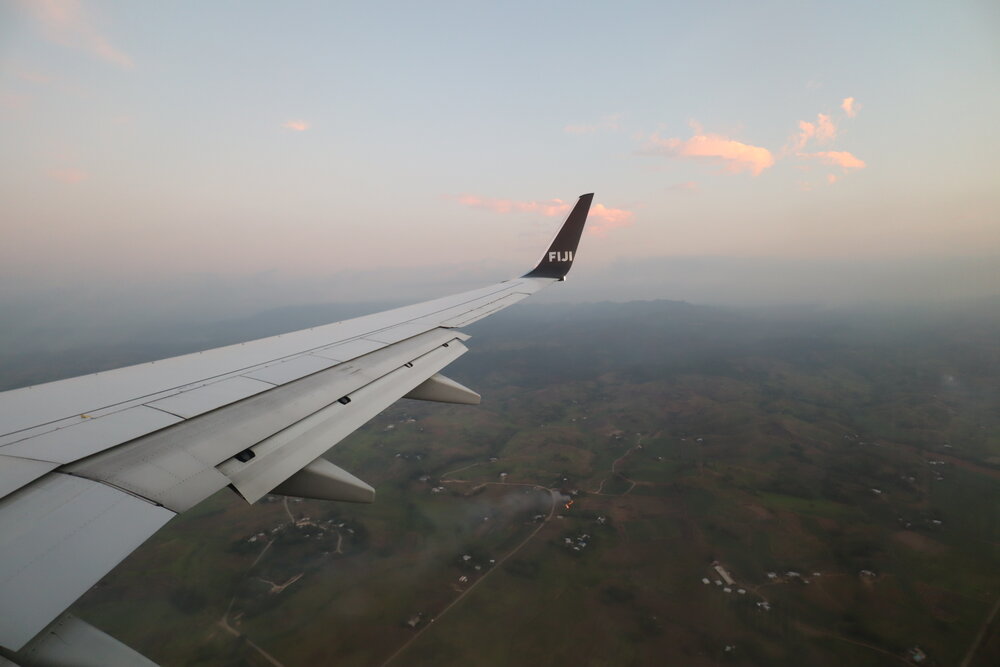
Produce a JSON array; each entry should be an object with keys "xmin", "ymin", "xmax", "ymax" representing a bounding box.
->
[
  {"xmin": 842, "ymin": 97, "xmax": 859, "ymax": 118},
  {"xmin": 783, "ymin": 102, "xmax": 864, "ymax": 181},
  {"xmin": 453, "ymin": 195, "xmax": 570, "ymax": 217},
  {"xmin": 666, "ymin": 181, "xmax": 700, "ymax": 193},
  {"xmin": 815, "ymin": 114, "xmax": 836, "ymax": 142},
  {"xmin": 451, "ymin": 195, "xmax": 635, "ymax": 237},
  {"xmin": 642, "ymin": 129, "xmax": 774, "ymax": 175},
  {"xmin": 792, "ymin": 120, "xmax": 816, "ymax": 151},
  {"xmin": 22, "ymin": 0, "xmax": 134, "ymax": 69},
  {"xmin": 789, "ymin": 113, "xmax": 837, "ymax": 151},
  {"xmin": 801, "ymin": 151, "xmax": 866, "ymax": 170},
  {"xmin": 588, "ymin": 203, "xmax": 635, "ymax": 237},
  {"xmin": 564, "ymin": 113, "xmax": 623, "ymax": 135},
  {"xmin": 50, "ymin": 167, "xmax": 87, "ymax": 183},
  {"xmin": 282, "ymin": 120, "xmax": 310, "ymax": 131}
]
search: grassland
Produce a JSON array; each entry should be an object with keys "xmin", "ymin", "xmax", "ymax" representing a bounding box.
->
[{"xmin": 64, "ymin": 299, "xmax": 1000, "ymax": 666}]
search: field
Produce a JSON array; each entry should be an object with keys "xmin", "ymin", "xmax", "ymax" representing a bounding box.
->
[{"xmin": 58, "ymin": 299, "xmax": 1000, "ymax": 666}]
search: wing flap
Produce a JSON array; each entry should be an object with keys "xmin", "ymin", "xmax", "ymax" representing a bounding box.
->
[
  {"xmin": 0, "ymin": 474, "xmax": 175, "ymax": 650},
  {"xmin": 64, "ymin": 329, "xmax": 466, "ymax": 511},
  {"xmin": 217, "ymin": 337, "xmax": 468, "ymax": 504},
  {"xmin": 0, "ymin": 456, "xmax": 59, "ymax": 500},
  {"xmin": 13, "ymin": 614, "xmax": 157, "ymax": 667}
]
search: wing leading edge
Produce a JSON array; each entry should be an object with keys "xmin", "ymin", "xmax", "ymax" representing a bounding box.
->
[{"xmin": 0, "ymin": 193, "xmax": 594, "ymax": 658}]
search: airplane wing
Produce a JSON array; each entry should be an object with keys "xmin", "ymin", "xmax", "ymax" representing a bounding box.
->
[{"xmin": 0, "ymin": 194, "xmax": 594, "ymax": 663}]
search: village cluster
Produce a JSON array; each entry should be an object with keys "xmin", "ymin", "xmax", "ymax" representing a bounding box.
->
[
  {"xmin": 241, "ymin": 502, "xmax": 357, "ymax": 561},
  {"xmin": 699, "ymin": 559, "xmax": 896, "ymax": 617}
]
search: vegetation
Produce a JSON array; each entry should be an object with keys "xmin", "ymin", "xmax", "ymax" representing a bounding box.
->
[{"xmin": 58, "ymin": 298, "xmax": 1000, "ymax": 665}]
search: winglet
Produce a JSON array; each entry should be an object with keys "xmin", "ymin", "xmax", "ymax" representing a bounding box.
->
[{"xmin": 522, "ymin": 193, "xmax": 593, "ymax": 280}]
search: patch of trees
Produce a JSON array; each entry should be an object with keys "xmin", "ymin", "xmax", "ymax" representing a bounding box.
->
[
  {"xmin": 227, "ymin": 536, "xmax": 262, "ymax": 555},
  {"xmin": 763, "ymin": 475, "xmax": 819, "ymax": 500},
  {"xmin": 830, "ymin": 533, "xmax": 884, "ymax": 571},
  {"xmin": 504, "ymin": 558, "xmax": 539, "ymax": 579},
  {"xmin": 169, "ymin": 586, "xmax": 207, "ymax": 614},
  {"xmin": 600, "ymin": 585, "xmax": 635, "ymax": 604}
]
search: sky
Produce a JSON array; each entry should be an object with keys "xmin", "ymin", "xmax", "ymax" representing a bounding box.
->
[{"xmin": 1, "ymin": 0, "xmax": 999, "ymax": 318}]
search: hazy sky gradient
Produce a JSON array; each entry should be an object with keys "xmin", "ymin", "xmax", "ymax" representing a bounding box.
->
[{"xmin": 1, "ymin": 0, "xmax": 998, "ymax": 310}]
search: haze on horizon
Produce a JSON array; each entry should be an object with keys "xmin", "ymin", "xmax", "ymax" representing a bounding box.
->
[{"xmin": 1, "ymin": 1, "xmax": 998, "ymax": 322}]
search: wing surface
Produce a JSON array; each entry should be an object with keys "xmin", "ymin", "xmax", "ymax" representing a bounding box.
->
[{"xmin": 0, "ymin": 193, "xmax": 593, "ymax": 654}]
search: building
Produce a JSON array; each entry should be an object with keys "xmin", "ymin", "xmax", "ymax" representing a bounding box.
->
[{"xmin": 713, "ymin": 564, "xmax": 736, "ymax": 586}]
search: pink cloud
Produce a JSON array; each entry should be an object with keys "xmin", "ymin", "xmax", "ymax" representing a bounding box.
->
[
  {"xmin": 22, "ymin": 0, "xmax": 134, "ymax": 69},
  {"xmin": 842, "ymin": 97, "xmax": 859, "ymax": 118},
  {"xmin": 644, "ymin": 130, "xmax": 774, "ymax": 175},
  {"xmin": 666, "ymin": 181, "xmax": 700, "ymax": 193},
  {"xmin": 792, "ymin": 120, "xmax": 816, "ymax": 151},
  {"xmin": 452, "ymin": 195, "xmax": 635, "ymax": 236},
  {"xmin": 789, "ymin": 113, "xmax": 837, "ymax": 151},
  {"xmin": 588, "ymin": 203, "xmax": 635, "ymax": 237},
  {"xmin": 802, "ymin": 151, "xmax": 866, "ymax": 170},
  {"xmin": 454, "ymin": 195, "xmax": 570, "ymax": 217},
  {"xmin": 785, "ymin": 103, "xmax": 864, "ymax": 179},
  {"xmin": 815, "ymin": 114, "xmax": 836, "ymax": 142},
  {"xmin": 282, "ymin": 120, "xmax": 310, "ymax": 131},
  {"xmin": 50, "ymin": 167, "xmax": 87, "ymax": 183}
]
